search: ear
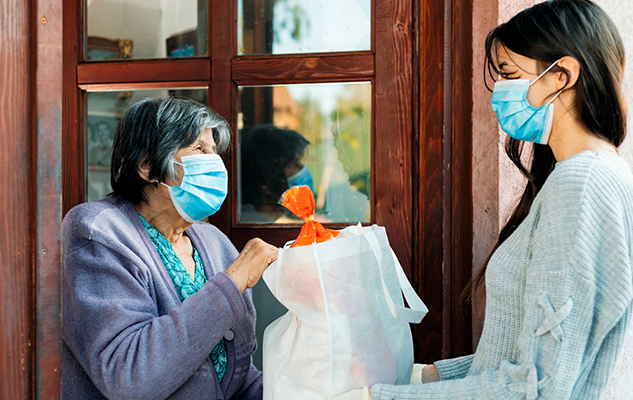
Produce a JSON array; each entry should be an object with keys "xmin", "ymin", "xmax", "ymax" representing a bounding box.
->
[
  {"xmin": 555, "ymin": 56, "xmax": 581, "ymax": 90},
  {"xmin": 137, "ymin": 158, "xmax": 157, "ymax": 183}
]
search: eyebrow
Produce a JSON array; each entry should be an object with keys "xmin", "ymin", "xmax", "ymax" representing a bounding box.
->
[{"xmin": 197, "ymin": 138, "xmax": 217, "ymax": 153}]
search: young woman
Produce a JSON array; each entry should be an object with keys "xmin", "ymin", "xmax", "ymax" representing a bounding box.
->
[{"xmin": 337, "ymin": 1, "xmax": 633, "ymax": 399}]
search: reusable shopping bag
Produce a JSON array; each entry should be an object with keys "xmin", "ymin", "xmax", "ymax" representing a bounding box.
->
[{"xmin": 262, "ymin": 187, "xmax": 428, "ymax": 400}]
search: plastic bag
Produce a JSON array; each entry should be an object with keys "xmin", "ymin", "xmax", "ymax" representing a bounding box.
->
[
  {"xmin": 280, "ymin": 185, "xmax": 339, "ymax": 247},
  {"xmin": 262, "ymin": 224, "xmax": 428, "ymax": 400}
]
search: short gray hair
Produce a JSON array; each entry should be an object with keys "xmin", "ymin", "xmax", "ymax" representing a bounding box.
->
[{"xmin": 111, "ymin": 96, "xmax": 231, "ymax": 205}]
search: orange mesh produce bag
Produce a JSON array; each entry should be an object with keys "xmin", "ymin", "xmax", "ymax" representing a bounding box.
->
[{"xmin": 280, "ymin": 185, "xmax": 339, "ymax": 247}]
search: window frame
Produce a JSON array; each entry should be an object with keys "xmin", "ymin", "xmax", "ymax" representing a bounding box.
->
[{"xmin": 62, "ymin": 0, "xmax": 473, "ymax": 368}]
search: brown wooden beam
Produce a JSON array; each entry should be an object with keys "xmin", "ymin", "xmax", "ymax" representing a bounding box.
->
[
  {"xmin": 62, "ymin": 0, "xmax": 83, "ymax": 216},
  {"xmin": 448, "ymin": 0, "xmax": 473, "ymax": 359},
  {"xmin": 79, "ymin": 81, "xmax": 210, "ymax": 92},
  {"xmin": 35, "ymin": 0, "xmax": 64, "ymax": 397},
  {"xmin": 373, "ymin": 0, "xmax": 413, "ymax": 306},
  {"xmin": 207, "ymin": 0, "xmax": 237, "ymax": 237},
  {"xmin": 232, "ymin": 52, "xmax": 375, "ymax": 85},
  {"xmin": 0, "ymin": 0, "xmax": 34, "ymax": 398},
  {"xmin": 415, "ymin": 0, "xmax": 446, "ymax": 363},
  {"xmin": 77, "ymin": 59, "xmax": 211, "ymax": 85}
]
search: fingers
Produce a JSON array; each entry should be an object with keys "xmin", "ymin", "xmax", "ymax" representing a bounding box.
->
[{"xmin": 224, "ymin": 238, "xmax": 279, "ymax": 293}]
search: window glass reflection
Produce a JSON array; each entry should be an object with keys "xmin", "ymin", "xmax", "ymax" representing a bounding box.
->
[
  {"xmin": 238, "ymin": 83, "xmax": 371, "ymax": 223},
  {"xmin": 85, "ymin": 89, "xmax": 208, "ymax": 202},
  {"xmin": 85, "ymin": 0, "xmax": 207, "ymax": 60},
  {"xmin": 238, "ymin": 0, "xmax": 371, "ymax": 55}
]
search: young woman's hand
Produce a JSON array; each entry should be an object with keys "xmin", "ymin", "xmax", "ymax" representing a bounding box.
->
[{"xmin": 411, "ymin": 363, "xmax": 440, "ymax": 384}]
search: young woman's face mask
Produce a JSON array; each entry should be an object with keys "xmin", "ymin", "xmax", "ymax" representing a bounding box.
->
[
  {"xmin": 490, "ymin": 59, "xmax": 563, "ymax": 145},
  {"xmin": 287, "ymin": 164, "xmax": 314, "ymax": 193}
]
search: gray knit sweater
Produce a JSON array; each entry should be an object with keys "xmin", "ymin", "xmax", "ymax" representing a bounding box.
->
[
  {"xmin": 62, "ymin": 196, "xmax": 262, "ymax": 400},
  {"xmin": 373, "ymin": 151, "xmax": 633, "ymax": 399}
]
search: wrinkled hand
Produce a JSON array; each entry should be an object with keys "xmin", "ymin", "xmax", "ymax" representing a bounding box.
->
[{"xmin": 224, "ymin": 238, "xmax": 279, "ymax": 293}]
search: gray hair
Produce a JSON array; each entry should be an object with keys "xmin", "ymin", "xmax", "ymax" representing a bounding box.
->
[
  {"xmin": 111, "ymin": 96, "xmax": 231, "ymax": 205},
  {"xmin": 156, "ymin": 98, "xmax": 231, "ymax": 181}
]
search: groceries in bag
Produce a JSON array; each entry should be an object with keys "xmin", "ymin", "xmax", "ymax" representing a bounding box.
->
[{"xmin": 262, "ymin": 186, "xmax": 428, "ymax": 400}]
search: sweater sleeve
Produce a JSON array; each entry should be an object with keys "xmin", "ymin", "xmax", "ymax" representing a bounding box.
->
[
  {"xmin": 233, "ymin": 362, "xmax": 264, "ymax": 399},
  {"xmin": 62, "ymin": 238, "xmax": 247, "ymax": 400},
  {"xmin": 372, "ymin": 162, "xmax": 633, "ymax": 400},
  {"xmin": 435, "ymin": 354, "xmax": 475, "ymax": 380}
]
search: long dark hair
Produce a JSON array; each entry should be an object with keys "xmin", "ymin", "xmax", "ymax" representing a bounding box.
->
[
  {"xmin": 464, "ymin": 0, "xmax": 627, "ymax": 311},
  {"xmin": 240, "ymin": 124, "xmax": 309, "ymax": 208}
]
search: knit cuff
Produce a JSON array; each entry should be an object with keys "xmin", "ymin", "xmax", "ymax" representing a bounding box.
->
[{"xmin": 435, "ymin": 354, "xmax": 475, "ymax": 381}]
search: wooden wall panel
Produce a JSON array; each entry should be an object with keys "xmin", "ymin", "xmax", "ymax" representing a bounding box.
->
[
  {"xmin": 0, "ymin": 0, "xmax": 34, "ymax": 399},
  {"xmin": 415, "ymin": 0, "xmax": 473, "ymax": 362},
  {"xmin": 415, "ymin": 0, "xmax": 446, "ymax": 363},
  {"xmin": 35, "ymin": 0, "xmax": 64, "ymax": 397},
  {"xmin": 374, "ymin": 0, "xmax": 413, "ymax": 281},
  {"xmin": 449, "ymin": 0, "xmax": 473, "ymax": 358}
]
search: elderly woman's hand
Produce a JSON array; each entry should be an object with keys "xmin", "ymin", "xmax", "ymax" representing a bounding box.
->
[{"xmin": 224, "ymin": 238, "xmax": 279, "ymax": 293}]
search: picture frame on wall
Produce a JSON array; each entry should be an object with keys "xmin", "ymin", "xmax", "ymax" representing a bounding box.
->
[
  {"xmin": 86, "ymin": 36, "xmax": 133, "ymax": 60},
  {"xmin": 166, "ymin": 29, "xmax": 197, "ymax": 58},
  {"xmin": 86, "ymin": 113, "xmax": 118, "ymax": 201}
]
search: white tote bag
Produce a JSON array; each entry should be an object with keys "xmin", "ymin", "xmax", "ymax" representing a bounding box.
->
[{"xmin": 262, "ymin": 224, "xmax": 428, "ymax": 400}]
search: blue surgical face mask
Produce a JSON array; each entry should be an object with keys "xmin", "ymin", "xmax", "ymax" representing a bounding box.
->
[
  {"xmin": 160, "ymin": 154, "xmax": 228, "ymax": 222},
  {"xmin": 490, "ymin": 59, "xmax": 563, "ymax": 144},
  {"xmin": 287, "ymin": 164, "xmax": 314, "ymax": 192}
]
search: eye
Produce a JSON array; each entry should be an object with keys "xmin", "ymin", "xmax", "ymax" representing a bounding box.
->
[{"xmin": 499, "ymin": 71, "xmax": 518, "ymax": 80}]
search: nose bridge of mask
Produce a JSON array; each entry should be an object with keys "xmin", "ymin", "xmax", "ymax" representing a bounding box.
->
[
  {"xmin": 178, "ymin": 154, "xmax": 226, "ymax": 177},
  {"xmin": 491, "ymin": 79, "xmax": 531, "ymax": 102}
]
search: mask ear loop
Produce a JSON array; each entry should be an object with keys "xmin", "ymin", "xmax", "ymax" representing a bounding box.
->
[
  {"xmin": 161, "ymin": 159, "xmax": 185, "ymax": 187},
  {"xmin": 529, "ymin": 58, "xmax": 565, "ymax": 107},
  {"xmin": 545, "ymin": 89, "xmax": 564, "ymax": 106},
  {"xmin": 529, "ymin": 59, "xmax": 562, "ymax": 86}
]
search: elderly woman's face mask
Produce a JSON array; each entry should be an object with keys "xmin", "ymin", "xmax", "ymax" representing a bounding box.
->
[{"xmin": 160, "ymin": 154, "xmax": 228, "ymax": 222}]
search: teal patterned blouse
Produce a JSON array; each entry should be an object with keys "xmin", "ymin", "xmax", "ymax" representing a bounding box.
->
[{"xmin": 138, "ymin": 212, "xmax": 227, "ymax": 382}]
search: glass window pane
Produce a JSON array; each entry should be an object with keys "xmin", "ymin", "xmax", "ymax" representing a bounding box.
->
[
  {"xmin": 85, "ymin": 88, "xmax": 208, "ymax": 202},
  {"xmin": 238, "ymin": 83, "xmax": 371, "ymax": 223},
  {"xmin": 85, "ymin": 0, "xmax": 207, "ymax": 60},
  {"xmin": 238, "ymin": 0, "xmax": 371, "ymax": 55}
]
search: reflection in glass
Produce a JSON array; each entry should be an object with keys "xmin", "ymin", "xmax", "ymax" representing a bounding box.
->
[
  {"xmin": 238, "ymin": 83, "xmax": 371, "ymax": 223},
  {"xmin": 238, "ymin": 0, "xmax": 371, "ymax": 55},
  {"xmin": 85, "ymin": 88, "xmax": 208, "ymax": 202},
  {"xmin": 85, "ymin": 0, "xmax": 207, "ymax": 60}
]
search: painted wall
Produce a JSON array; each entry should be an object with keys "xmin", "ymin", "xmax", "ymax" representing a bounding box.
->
[{"xmin": 471, "ymin": 0, "xmax": 633, "ymax": 396}]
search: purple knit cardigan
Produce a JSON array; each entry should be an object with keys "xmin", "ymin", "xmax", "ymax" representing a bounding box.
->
[{"xmin": 62, "ymin": 196, "xmax": 262, "ymax": 400}]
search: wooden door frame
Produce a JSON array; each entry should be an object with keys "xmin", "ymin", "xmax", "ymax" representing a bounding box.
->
[
  {"xmin": 414, "ymin": 0, "xmax": 473, "ymax": 361},
  {"xmin": 13, "ymin": 0, "xmax": 475, "ymax": 398}
]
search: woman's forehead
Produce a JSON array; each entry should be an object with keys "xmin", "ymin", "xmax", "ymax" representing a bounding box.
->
[
  {"xmin": 496, "ymin": 45, "xmax": 536, "ymax": 72},
  {"xmin": 196, "ymin": 128, "xmax": 217, "ymax": 146}
]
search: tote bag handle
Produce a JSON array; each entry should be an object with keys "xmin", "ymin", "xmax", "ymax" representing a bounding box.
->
[{"xmin": 364, "ymin": 230, "xmax": 428, "ymax": 324}]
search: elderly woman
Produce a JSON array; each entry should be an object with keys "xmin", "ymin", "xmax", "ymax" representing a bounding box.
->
[{"xmin": 62, "ymin": 97, "xmax": 278, "ymax": 400}]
